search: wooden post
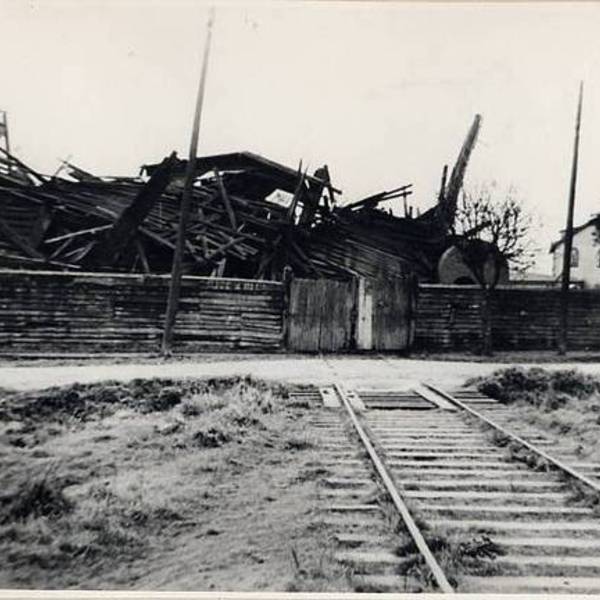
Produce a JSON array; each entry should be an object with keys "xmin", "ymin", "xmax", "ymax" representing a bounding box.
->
[
  {"xmin": 161, "ymin": 9, "xmax": 215, "ymax": 356},
  {"xmin": 438, "ymin": 164, "xmax": 448, "ymax": 204},
  {"xmin": 0, "ymin": 111, "xmax": 11, "ymax": 174},
  {"xmin": 349, "ymin": 275, "xmax": 359, "ymax": 350},
  {"xmin": 281, "ymin": 266, "xmax": 294, "ymax": 350},
  {"xmin": 406, "ymin": 273, "xmax": 418, "ymax": 352},
  {"xmin": 213, "ymin": 168, "xmax": 237, "ymax": 229},
  {"xmin": 558, "ymin": 81, "xmax": 584, "ymax": 356},
  {"xmin": 355, "ymin": 277, "xmax": 373, "ymax": 351}
]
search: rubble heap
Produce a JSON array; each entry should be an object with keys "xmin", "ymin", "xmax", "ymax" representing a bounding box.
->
[{"xmin": 0, "ymin": 116, "xmax": 481, "ymax": 282}]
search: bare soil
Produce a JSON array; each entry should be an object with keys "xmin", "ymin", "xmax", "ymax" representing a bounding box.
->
[
  {"xmin": 3, "ymin": 349, "xmax": 600, "ymax": 370},
  {"xmin": 0, "ymin": 377, "xmax": 345, "ymax": 591},
  {"xmin": 415, "ymin": 350, "xmax": 600, "ymax": 364}
]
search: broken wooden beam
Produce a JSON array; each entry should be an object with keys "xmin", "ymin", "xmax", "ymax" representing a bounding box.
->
[
  {"xmin": 0, "ymin": 215, "xmax": 45, "ymax": 260},
  {"xmin": 84, "ymin": 152, "xmax": 178, "ymax": 267},
  {"xmin": 213, "ymin": 168, "xmax": 237, "ymax": 229}
]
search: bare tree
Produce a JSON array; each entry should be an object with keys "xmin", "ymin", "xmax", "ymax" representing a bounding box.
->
[{"xmin": 452, "ymin": 184, "xmax": 538, "ymax": 355}]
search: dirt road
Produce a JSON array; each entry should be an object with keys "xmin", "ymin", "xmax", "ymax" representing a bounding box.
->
[{"xmin": 2, "ymin": 355, "xmax": 600, "ymax": 393}]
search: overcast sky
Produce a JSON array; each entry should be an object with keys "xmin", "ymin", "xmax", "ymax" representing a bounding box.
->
[{"xmin": 2, "ymin": 1, "xmax": 600, "ymax": 272}]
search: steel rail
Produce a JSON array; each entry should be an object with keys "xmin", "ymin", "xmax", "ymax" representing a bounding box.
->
[
  {"xmin": 333, "ymin": 383, "xmax": 454, "ymax": 593},
  {"xmin": 424, "ymin": 382, "xmax": 600, "ymax": 495}
]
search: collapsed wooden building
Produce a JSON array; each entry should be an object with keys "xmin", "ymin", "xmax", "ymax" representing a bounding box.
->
[
  {"xmin": 0, "ymin": 116, "xmax": 481, "ymax": 285},
  {"xmin": 2, "ymin": 114, "xmax": 545, "ymax": 356}
]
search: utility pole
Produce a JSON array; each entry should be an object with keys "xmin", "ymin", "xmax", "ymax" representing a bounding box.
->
[
  {"xmin": 0, "ymin": 110, "xmax": 11, "ymax": 174},
  {"xmin": 558, "ymin": 81, "xmax": 584, "ymax": 355},
  {"xmin": 161, "ymin": 8, "xmax": 215, "ymax": 356}
]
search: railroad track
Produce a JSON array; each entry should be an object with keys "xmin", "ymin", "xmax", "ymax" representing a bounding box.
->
[
  {"xmin": 292, "ymin": 387, "xmax": 426, "ymax": 592},
  {"xmin": 293, "ymin": 383, "xmax": 600, "ymax": 593}
]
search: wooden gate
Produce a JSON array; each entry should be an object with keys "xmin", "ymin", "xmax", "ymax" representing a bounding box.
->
[
  {"xmin": 288, "ymin": 279, "xmax": 355, "ymax": 352},
  {"xmin": 287, "ymin": 278, "xmax": 355, "ymax": 352},
  {"xmin": 287, "ymin": 276, "xmax": 415, "ymax": 352},
  {"xmin": 356, "ymin": 276, "xmax": 415, "ymax": 351}
]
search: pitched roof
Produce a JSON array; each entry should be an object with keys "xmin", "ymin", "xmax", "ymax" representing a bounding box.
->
[{"xmin": 549, "ymin": 215, "xmax": 600, "ymax": 253}]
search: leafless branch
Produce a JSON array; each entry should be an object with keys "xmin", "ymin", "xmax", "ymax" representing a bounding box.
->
[{"xmin": 453, "ymin": 183, "xmax": 538, "ymax": 288}]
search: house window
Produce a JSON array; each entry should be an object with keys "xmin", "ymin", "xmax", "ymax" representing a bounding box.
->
[{"xmin": 571, "ymin": 247, "xmax": 579, "ymax": 268}]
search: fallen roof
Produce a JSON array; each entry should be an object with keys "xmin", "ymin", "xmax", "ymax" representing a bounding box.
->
[
  {"xmin": 142, "ymin": 151, "xmax": 342, "ymax": 195},
  {"xmin": 0, "ymin": 145, "xmax": 458, "ymax": 282}
]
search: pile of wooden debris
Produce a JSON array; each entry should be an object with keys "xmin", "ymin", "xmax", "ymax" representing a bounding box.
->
[
  {"xmin": 0, "ymin": 116, "xmax": 480, "ymax": 282},
  {"xmin": 0, "ymin": 149, "xmax": 339, "ymax": 278}
]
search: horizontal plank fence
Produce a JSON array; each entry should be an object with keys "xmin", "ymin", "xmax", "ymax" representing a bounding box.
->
[
  {"xmin": 0, "ymin": 270, "xmax": 284, "ymax": 354},
  {"xmin": 416, "ymin": 284, "xmax": 600, "ymax": 351},
  {"xmin": 3, "ymin": 272, "xmax": 600, "ymax": 355}
]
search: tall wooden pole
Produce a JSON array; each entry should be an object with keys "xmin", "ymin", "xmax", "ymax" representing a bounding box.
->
[
  {"xmin": 558, "ymin": 81, "xmax": 584, "ymax": 355},
  {"xmin": 161, "ymin": 8, "xmax": 215, "ymax": 356},
  {"xmin": 0, "ymin": 111, "xmax": 11, "ymax": 174}
]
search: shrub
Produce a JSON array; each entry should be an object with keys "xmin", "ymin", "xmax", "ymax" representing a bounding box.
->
[
  {"xmin": 144, "ymin": 386, "xmax": 182, "ymax": 412},
  {"xmin": 191, "ymin": 425, "xmax": 232, "ymax": 448},
  {"xmin": 1, "ymin": 475, "xmax": 72, "ymax": 523},
  {"xmin": 283, "ymin": 435, "xmax": 315, "ymax": 451},
  {"xmin": 551, "ymin": 369, "xmax": 600, "ymax": 398},
  {"xmin": 181, "ymin": 393, "xmax": 228, "ymax": 417},
  {"xmin": 184, "ymin": 382, "xmax": 277, "ymax": 448},
  {"xmin": 471, "ymin": 367, "xmax": 600, "ymax": 408},
  {"xmin": 1, "ymin": 376, "xmax": 286, "ymax": 426}
]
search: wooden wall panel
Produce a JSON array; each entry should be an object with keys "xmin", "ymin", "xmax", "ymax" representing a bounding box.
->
[
  {"xmin": 0, "ymin": 270, "xmax": 284, "ymax": 354},
  {"xmin": 415, "ymin": 284, "xmax": 600, "ymax": 351}
]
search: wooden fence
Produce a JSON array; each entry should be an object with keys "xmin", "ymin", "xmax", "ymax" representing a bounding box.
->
[
  {"xmin": 3, "ymin": 271, "xmax": 600, "ymax": 355},
  {"xmin": 0, "ymin": 270, "xmax": 284, "ymax": 354},
  {"xmin": 415, "ymin": 284, "xmax": 600, "ymax": 351}
]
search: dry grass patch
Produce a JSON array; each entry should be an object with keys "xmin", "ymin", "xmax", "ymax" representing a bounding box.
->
[
  {"xmin": 0, "ymin": 377, "xmax": 340, "ymax": 590},
  {"xmin": 469, "ymin": 366, "xmax": 600, "ymax": 461}
]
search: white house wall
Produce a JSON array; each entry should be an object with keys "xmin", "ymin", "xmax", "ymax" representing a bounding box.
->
[{"xmin": 552, "ymin": 225, "xmax": 600, "ymax": 288}]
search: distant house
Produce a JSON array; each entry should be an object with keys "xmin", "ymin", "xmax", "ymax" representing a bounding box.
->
[{"xmin": 550, "ymin": 215, "xmax": 600, "ymax": 288}]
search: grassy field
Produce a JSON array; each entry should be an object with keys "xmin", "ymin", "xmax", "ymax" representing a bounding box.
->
[
  {"xmin": 469, "ymin": 367, "xmax": 600, "ymax": 463},
  {"xmin": 0, "ymin": 376, "xmax": 348, "ymax": 591}
]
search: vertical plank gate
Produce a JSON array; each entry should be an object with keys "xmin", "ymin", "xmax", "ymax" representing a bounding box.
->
[
  {"xmin": 287, "ymin": 275, "xmax": 415, "ymax": 352},
  {"xmin": 370, "ymin": 276, "xmax": 415, "ymax": 350},
  {"xmin": 288, "ymin": 278, "xmax": 355, "ymax": 351}
]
